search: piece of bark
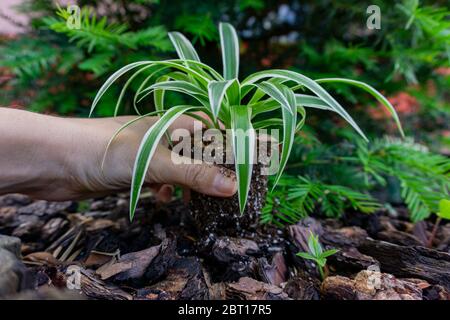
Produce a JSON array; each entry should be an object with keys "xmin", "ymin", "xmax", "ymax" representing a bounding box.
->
[
  {"xmin": 144, "ymin": 238, "xmax": 177, "ymax": 284},
  {"xmin": 377, "ymin": 230, "xmax": 423, "ymax": 246},
  {"xmin": 327, "ymin": 247, "xmax": 378, "ymax": 276},
  {"xmin": 23, "ymin": 252, "xmax": 60, "ymax": 266},
  {"xmin": 283, "ymin": 273, "xmax": 320, "ymax": 300},
  {"xmin": 17, "ymin": 200, "xmax": 73, "ymax": 217},
  {"xmin": 209, "ymin": 237, "xmax": 260, "ymax": 282},
  {"xmin": 3, "ymin": 286, "xmax": 86, "ymax": 300},
  {"xmin": 412, "ymin": 221, "xmax": 429, "ymax": 246},
  {"xmin": 321, "ymin": 270, "xmax": 425, "ymax": 300},
  {"xmin": 257, "ymin": 252, "xmax": 287, "ymax": 286},
  {"xmin": 78, "ymin": 269, "xmax": 132, "ymax": 300},
  {"xmin": 359, "ymin": 239, "xmax": 450, "ymax": 290},
  {"xmin": 12, "ymin": 215, "xmax": 44, "ymax": 239},
  {"xmin": 225, "ymin": 277, "xmax": 291, "ymax": 300},
  {"xmin": 212, "ymin": 237, "xmax": 260, "ymax": 262},
  {"xmin": 0, "ymin": 207, "xmax": 17, "ymax": 226},
  {"xmin": 96, "ymin": 244, "xmax": 161, "ymax": 281},
  {"xmin": 0, "ymin": 194, "xmax": 32, "ymax": 207},
  {"xmin": 41, "ymin": 217, "xmax": 68, "ymax": 242},
  {"xmin": 84, "ymin": 250, "xmax": 118, "ymax": 268},
  {"xmin": 322, "ymin": 226, "xmax": 368, "ymax": 248},
  {"xmin": 139, "ymin": 257, "xmax": 209, "ymax": 300},
  {"xmin": 288, "ymin": 217, "xmax": 323, "ymax": 253},
  {"xmin": 423, "ymin": 285, "xmax": 450, "ymax": 300},
  {"xmin": 85, "ymin": 219, "xmax": 120, "ymax": 232}
]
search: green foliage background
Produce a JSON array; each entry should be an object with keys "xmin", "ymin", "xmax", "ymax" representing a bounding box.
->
[{"xmin": 0, "ymin": 0, "xmax": 448, "ymax": 223}]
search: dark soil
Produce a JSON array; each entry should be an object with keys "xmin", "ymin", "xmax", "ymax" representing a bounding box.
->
[
  {"xmin": 190, "ymin": 163, "xmax": 268, "ymax": 238},
  {"xmin": 182, "ymin": 130, "xmax": 270, "ymax": 237},
  {"xmin": 0, "ymin": 193, "xmax": 449, "ymax": 300}
]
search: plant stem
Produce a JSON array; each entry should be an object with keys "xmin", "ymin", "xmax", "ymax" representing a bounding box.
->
[
  {"xmin": 427, "ymin": 216, "xmax": 442, "ymax": 248},
  {"xmin": 318, "ymin": 266, "xmax": 325, "ymax": 280}
]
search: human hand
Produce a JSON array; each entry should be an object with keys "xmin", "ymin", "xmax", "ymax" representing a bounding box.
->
[
  {"xmin": 82, "ymin": 114, "xmax": 237, "ymax": 203},
  {"xmin": 0, "ymin": 108, "xmax": 237, "ymax": 202}
]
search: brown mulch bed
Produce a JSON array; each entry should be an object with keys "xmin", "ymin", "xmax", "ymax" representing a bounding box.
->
[{"xmin": 0, "ymin": 193, "xmax": 449, "ymax": 300}]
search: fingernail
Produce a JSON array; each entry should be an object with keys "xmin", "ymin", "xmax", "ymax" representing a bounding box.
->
[{"xmin": 213, "ymin": 173, "xmax": 237, "ymax": 195}]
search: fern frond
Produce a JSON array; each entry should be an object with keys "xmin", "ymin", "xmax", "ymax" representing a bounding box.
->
[
  {"xmin": 44, "ymin": 7, "xmax": 170, "ymax": 53},
  {"xmin": 262, "ymin": 175, "xmax": 381, "ymax": 225}
]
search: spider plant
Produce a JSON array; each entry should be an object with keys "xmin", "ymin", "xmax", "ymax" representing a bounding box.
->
[{"xmin": 89, "ymin": 22, "xmax": 403, "ymax": 221}]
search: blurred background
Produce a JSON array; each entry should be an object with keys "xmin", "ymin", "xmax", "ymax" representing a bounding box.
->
[{"xmin": 0, "ymin": 0, "xmax": 449, "ymax": 224}]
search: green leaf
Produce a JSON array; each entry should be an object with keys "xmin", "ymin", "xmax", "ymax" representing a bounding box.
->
[
  {"xmin": 255, "ymin": 81, "xmax": 297, "ymax": 189},
  {"xmin": 317, "ymin": 78, "xmax": 405, "ymax": 137},
  {"xmin": 101, "ymin": 111, "xmax": 162, "ymax": 171},
  {"xmin": 438, "ymin": 199, "xmax": 450, "ymax": 220},
  {"xmin": 231, "ymin": 105, "xmax": 255, "ymax": 214},
  {"xmin": 296, "ymin": 252, "xmax": 316, "ymax": 261},
  {"xmin": 316, "ymin": 258, "xmax": 326, "ymax": 267},
  {"xmin": 168, "ymin": 31, "xmax": 201, "ymax": 62},
  {"xmin": 255, "ymin": 82, "xmax": 295, "ymax": 114},
  {"xmin": 130, "ymin": 105, "xmax": 195, "ymax": 220},
  {"xmin": 321, "ymin": 249, "xmax": 340, "ymax": 258},
  {"xmin": 90, "ymin": 61, "xmax": 153, "ymax": 117},
  {"xmin": 208, "ymin": 80, "xmax": 235, "ymax": 120},
  {"xmin": 138, "ymin": 80, "xmax": 209, "ymax": 106},
  {"xmin": 243, "ymin": 69, "xmax": 368, "ymax": 141},
  {"xmin": 251, "ymin": 93, "xmax": 331, "ymax": 118},
  {"xmin": 307, "ymin": 233, "xmax": 317, "ymax": 256},
  {"xmin": 219, "ymin": 22, "xmax": 240, "ymax": 80},
  {"xmin": 114, "ymin": 64, "xmax": 156, "ymax": 116},
  {"xmin": 153, "ymin": 75, "xmax": 171, "ymax": 112}
]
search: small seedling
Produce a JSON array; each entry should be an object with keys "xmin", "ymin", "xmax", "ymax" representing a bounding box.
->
[
  {"xmin": 296, "ymin": 232, "xmax": 339, "ymax": 280},
  {"xmin": 427, "ymin": 199, "xmax": 450, "ymax": 248}
]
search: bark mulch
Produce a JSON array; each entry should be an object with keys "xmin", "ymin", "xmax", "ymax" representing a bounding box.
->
[{"xmin": 0, "ymin": 193, "xmax": 449, "ymax": 300}]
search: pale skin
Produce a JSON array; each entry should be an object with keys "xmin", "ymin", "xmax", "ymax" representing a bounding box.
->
[{"xmin": 0, "ymin": 107, "xmax": 237, "ymax": 203}]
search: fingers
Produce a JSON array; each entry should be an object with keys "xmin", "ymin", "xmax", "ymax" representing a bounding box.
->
[
  {"xmin": 151, "ymin": 184, "xmax": 174, "ymax": 203},
  {"xmin": 149, "ymin": 147, "xmax": 237, "ymax": 197},
  {"xmin": 168, "ymin": 112, "xmax": 225, "ymax": 135}
]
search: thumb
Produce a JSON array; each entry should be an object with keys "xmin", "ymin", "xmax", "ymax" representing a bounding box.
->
[{"xmin": 151, "ymin": 148, "xmax": 237, "ymax": 197}]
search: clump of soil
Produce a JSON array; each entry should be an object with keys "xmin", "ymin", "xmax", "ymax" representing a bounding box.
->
[
  {"xmin": 177, "ymin": 130, "xmax": 271, "ymax": 237},
  {"xmin": 190, "ymin": 162, "xmax": 268, "ymax": 238}
]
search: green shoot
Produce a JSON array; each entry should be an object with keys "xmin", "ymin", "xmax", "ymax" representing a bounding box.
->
[
  {"xmin": 296, "ymin": 232, "xmax": 339, "ymax": 280},
  {"xmin": 428, "ymin": 199, "xmax": 450, "ymax": 248}
]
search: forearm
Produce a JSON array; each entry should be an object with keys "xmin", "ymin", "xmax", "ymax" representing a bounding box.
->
[{"xmin": 0, "ymin": 108, "xmax": 124, "ymax": 200}]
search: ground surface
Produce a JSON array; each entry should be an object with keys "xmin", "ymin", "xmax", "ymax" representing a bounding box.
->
[{"xmin": 0, "ymin": 193, "xmax": 449, "ymax": 300}]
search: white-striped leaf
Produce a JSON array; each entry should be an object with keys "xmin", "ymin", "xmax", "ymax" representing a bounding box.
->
[
  {"xmin": 317, "ymin": 78, "xmax": 405, "ymax": 137},
  {"xmin": 101, "ymin": 111, "xmax": 162, "ymax": 171},
  {"xmin": 219, "ymin": 22, "xmax": 240, "ymax": 80},
  {"xmin": 243, "ymin": 69, "xmax": 368, "ymax": 141},
  {"xmin": 138, "ymin": 80, "xmax": 208, "ymax": 106},
  {"xmin": 208, "ymin": 80, "xmax": 235, "ymax": 120},
  {"xmin": 130, "ymin": 105, "xmax": 195, "ymax": 220},
  {"xmin": 168, "ymin": 32, "xmax": 201, "ymax": 62},
  {"xmin": 255, "ymin": 82, "xmax": 298, "ymax": 188},
  {"xmin": 255, "ymin": 81, "xmax": 295, "ymax": 114},
  {"xmin": 90, "ymin": 61, "xmax": 153, "ymax": 116},
  {"xmin": 231, "ymin": 105, "xmax": 255, "ymax": 214}
]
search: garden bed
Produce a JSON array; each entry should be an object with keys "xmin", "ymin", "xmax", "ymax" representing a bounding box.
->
[{"xmin": 0, "ymin": 193, "xmax": 449, "ymax": 300}]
